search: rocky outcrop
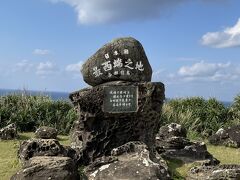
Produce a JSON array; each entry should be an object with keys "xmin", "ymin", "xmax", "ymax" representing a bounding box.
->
[
  {"xmin": 0, "ymin": 123, "xmax": 18, "ymax": 140},
  {"xmin": 85, "ymin": 141, "xmax": 171, "ymax": 180},
  {"xmin": 35, "ymin": 126, "xmax": 58, "ymax": 139},
  {"xmin": 18, "ymin": 138, "xmax": 78, "ymax": 165},
  {"xmin": 81, "ymin": 37, "xmax": 152, "ymax": 86},
  {"xmin": 209, "ymin": 125, "xmax": 240, "ymax": 148},
  {"xmin": 11, "ymin": 156, "xmax": 80, "ymax": 180},
  {"xmin": 187, "ymin": 164, "xmax": 240, "ymax": 180},
  {"xmin": 69, "ymin": 37, "xmax": 167, "ymax": 179},
  {"xmin": 156, "ymin": 123, "xmax": 219, "ymax": 164},
  {"xmin": 70, "ymin": 81, "xmax": 165, "ymax": 165}
]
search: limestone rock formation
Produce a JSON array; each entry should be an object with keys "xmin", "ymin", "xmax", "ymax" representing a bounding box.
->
[
  {"xmin": 187, "ymin": 164, "xmax": 240, "ymax": 180},
  {"xmin": 35, "ymin": 126, "xmax": 58, "ymax": 139},
  {"xmin": 85, "ymin": 141, "xmax": 171, "ymax": 180},
  {"xmin": 0, "ymin": 123, "xmax": 18, "ymax": 140},
  {"xmin": 70, "ymin": 81, "xmax": 165, "ymax": 165},
  {"xmin": 11, "ymin": 156, "xmax": 80, "ymax": 180},
  {"xmin": 18, "ymin": 138, "xmax": 78, "ymax": 164},
  {"xmin": 81, "ymin": 37, "xmax": 152, "ymax": 86},
  {"xmin": 156, "ymin": 123, "xmax": 219, "ymax": 164},
  {"xmin": 209, "ymin": 125, "xmax": 240, "ymax": 148}
]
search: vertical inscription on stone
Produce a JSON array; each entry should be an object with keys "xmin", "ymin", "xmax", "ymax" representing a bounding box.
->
[{"xmin": 103, "ymin": 86, "xmax": 138, "ymax": 113}]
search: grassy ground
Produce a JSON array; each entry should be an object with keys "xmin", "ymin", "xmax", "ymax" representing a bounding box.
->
[
  {"xmin": 0, "ymin": 132, "xmax": 70, "ymax": 180},
  {"xmin": 168, "ymin": 143, "xmax": 240, "ymax": 179},
  {"xmin": 1, "ymin": 133, "xmax": 239, "ymax": 180}
]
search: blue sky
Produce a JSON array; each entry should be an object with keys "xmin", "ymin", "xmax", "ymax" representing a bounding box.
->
[{"xmin": 0, "ymin": 0, "xmax": 240, "ymax": 101}]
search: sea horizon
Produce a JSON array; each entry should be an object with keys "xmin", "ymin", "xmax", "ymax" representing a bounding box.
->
[{"xmin": 0, "ymin": 88, "xmax": 232, "ymax": 107}]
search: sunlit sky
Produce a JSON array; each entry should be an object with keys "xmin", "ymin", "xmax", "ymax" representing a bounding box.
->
[{"xmin": 0, "ymin": 0, "xmax": 240, "ymax": 101}]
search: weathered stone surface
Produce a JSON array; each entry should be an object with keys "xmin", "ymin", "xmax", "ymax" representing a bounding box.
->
[
  {"xmin": 85, "ymin": 141, "xmax": 171, "ymax": 180},
  {"xmin": 70, "ymin": 81, "xmax": 165, "ymax": 165},
  {"xmin": 0, "ymin": 123, "xmax": 18, "ymax": 140},
  {"xmin": 158, "ymin": 123, "xmax": 187, "ymax": 139},
  {"xmin": 187, "ymin": 164, "xmax": 240, "ymax": 180},
  {"xmin": 156, "ymin": 123, "xmax": 190, "ymax": 150},
  {"xmin": 209, "ymin": 125, "xmax": 240, "ymax": 148},
  {"xmin": 11, "ymin": 156, "xmax": 80, "ymax": 180},
  {"xmin": 161, "ymin": 142, "xmax": 220, "ymax": 165},
  {"xmin": 35, "ymin": 126, "xmax": 58, "ymax": 139},
  {"xmin": 81, "ymin": 37, "xmax": 153, "ymax": 86},
  {"xmin": 18, "ymin": 138, "xmax": 78, "ymax": 164},
  {"xmin": 156, "ymin": 123, "xmax": 219, "ymax": 164}
]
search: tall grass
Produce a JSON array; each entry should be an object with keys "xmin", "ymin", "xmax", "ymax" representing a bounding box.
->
[
  {"xmin": 227, "ymin": 94, "xmax": 240, "ymax": 127},
  {"xmin": 161, "ymin": 97, "xmax": 233, "ymax": 137},
  {"xmin": 0, "ymin": 93, "xmax": 78, "ymax": 134},
  {"xmin": 1, "ymin": 92, "xmax": 240, "ymax": 136}
]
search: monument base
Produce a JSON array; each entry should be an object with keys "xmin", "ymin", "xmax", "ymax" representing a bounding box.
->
[{"xmin": 69, "ymin": 81, "xmax": 165, "ymax": 165}]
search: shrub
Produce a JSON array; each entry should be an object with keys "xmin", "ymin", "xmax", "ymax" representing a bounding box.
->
[
  {"xmin": 0, "ymin": 93, "xmax": 78, "ymax": 134},
  {"xmin": 161, "ymin": 97, "xmax": 228, "ymax": 137},
  {"xmin": 227, "ymin": 94, "xmax": 240, "ymax": 127}
]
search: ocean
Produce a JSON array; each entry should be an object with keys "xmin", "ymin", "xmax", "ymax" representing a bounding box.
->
[
  {"xmin": 0, "ymin": 89, "xmax": 70, "ymax": 101},
  {"xmin": 0, "ymin": 89, "xmax": 232, "ymax": 106}
]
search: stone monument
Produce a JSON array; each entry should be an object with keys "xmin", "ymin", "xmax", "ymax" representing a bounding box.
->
[{"xmin": 70, "ymin": 37, "xmax": 169, "ymax": 179}]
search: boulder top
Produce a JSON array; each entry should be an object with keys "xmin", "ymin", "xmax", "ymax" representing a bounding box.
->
[{"xmin": 81, "ymin": 37, "xmax": 153, "ymax": 86}]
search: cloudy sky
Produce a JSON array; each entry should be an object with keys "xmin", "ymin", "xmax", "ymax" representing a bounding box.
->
[{"xmin": 0, "ymin": 0, "xmax": 240, "ymax": 101}]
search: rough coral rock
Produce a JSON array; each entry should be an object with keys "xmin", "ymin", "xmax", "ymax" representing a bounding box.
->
[
  {"xmin": 70, "ymin": 81, "xmax": 165, "ymax": 165},
  {"xmin": 0, "ymin": 123, "xmax": 18, "ymax": 140},
  {"xmin": 35, "ymin": 126, "xmax": 58, "ymax": 139},
  {"xmin": 18, "ymin": 138, "xmax": 78, "ymax": 164},
  {"xmin": 209, "ymin": 125, "xmax": 240, "ymax": 148},
  {"xmin": 11, "ymin": 156, "xmax": 80, "ymax": 180},
  {"xmin": 81, "ymin": 37, "xmax": 152, "ymax": 86},
  {"xmin": 85, "ymin": 141, "xmax": 171, "ymax": 180},
  {"xmin": 187, "ymin": 164, "xmax": 240, "ymax": 180},
  {"xmin": 156, "ymin": 123, "xmax": 219, "ymax": 164}
]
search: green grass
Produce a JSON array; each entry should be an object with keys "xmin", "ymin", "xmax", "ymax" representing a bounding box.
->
[
  {"xmin": 167, "ymin": 143, "xmax": 240, "ymax": 179},
  {"xmin": 207, "ymin": 144, "xmax": 240, "ymax": 164},
  {"xmin": 1, "ymin": 132, "xmax": 240, "ymax": 180},
  {"xmin": 0, "ymin": 132, "xmax": 70, "ymax": 180}
]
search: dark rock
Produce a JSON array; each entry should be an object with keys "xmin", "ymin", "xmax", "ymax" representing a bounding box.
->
[
  {"xmin": 209, "ymin": 125, "xmax": 240, "ymax": 148},
  {"xmin": 157, "ymin": 136, "xmax": 191, "ymax": 150},
  {"xmin": 18, "ymin": 138, "xmax": 78, "ymax": 164},
  {"xmin": 81, "ymin": 37, "xmax": 152, "ymax": 86},
  {"xmin": 161, "ymin": 142, "xmax": 220, "ymax": 164},
  {"xmin": 158, "ymin": 123, "xmax": 187, "ymax": 139},
  {"xmin": 156, "ymin": 123, "xmax": 219, "ymax": 164},
  {"xmin": 156, "ymin": 123, "xmax": 189, "ymax": 150},
  {"xmin": 70, "ymin": 120, "xmax": 83, "ymax": 150},
  {"xmin": 70, "ymin": 81, "xmax": 165, "ymax": 165},
  {"xmin": 0, "ymin": 123, "xmax": 18, "ymax": 140},
  {"xmin": 85, "ymin": 141, "xmax": 171, "ymax": 180},
  {"xmin": 35, "ymin": 126, "xmax": 58, "ymax": 139},
  {"xmin": 187, "ymin": 164, "xmax": 240, "ymax": 180},
  {"xmin": 11, "ymin": 156, "xmax": 80, "ymax": 180}
]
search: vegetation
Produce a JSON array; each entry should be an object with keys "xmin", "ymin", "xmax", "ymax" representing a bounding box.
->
[
  {"xmin": 1, "ymin": 92, "xmax": 240, "ymax": 137},
  {"xmin": 0, "ymin": 93, "xmax": 240, "ymax": 179},
  {"xmin": 0, "ymin": 93, "xmax": 78, "ymax": 134},
  {"xmin": 1, "ymin": 133, "xmax": 239, "ymax": 180},
  {"xmin": 161, "ymin": 96, "xmax": 240, "ymax": 137}
]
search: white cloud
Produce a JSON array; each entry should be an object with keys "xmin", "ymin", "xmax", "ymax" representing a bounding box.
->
[
  {"xmin": 178, "ymin": 61, "xmax": 230, "ymax": 77},
  {"xmin": 36, "ymin": 61, "xmax": 58, "ymax": 76},
  {"xmin": 177, "ymin": 61, "xmax": 239, "ymax": 83},
  {"xmin": 33, "ymin": 49, "xmax": 51, "ymax": 55},
  {"xmin": 13, "ymin": 60, "xmax": 34, "ymax": 72},
  {"xmin": 50, "ymin": 0, "xmax": 186, "ymax": 24},
  {"xmin": 152, "ymin": 61, "xmax": 240, "ymax": 85},
  {"xmin": 201, "ymin": 18, "xmax": 240, "ymax": 48},
  {"xmin": 65, "ymin": 61, "xmax": 83, "ymax": 72}
]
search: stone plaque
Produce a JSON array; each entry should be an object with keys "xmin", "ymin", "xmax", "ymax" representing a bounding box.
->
[{"xmin": 103, "ymin": 86, "xmax": 138, "ymax": 113}]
